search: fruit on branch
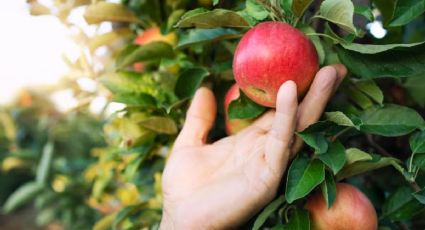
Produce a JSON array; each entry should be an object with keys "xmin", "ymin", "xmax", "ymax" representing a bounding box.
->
[
  {"xmin": 133, "ymin": 27, "xmax": 177, "ymax": 72},
  {"xmin": 224, "ymin": 84, "xmax": 252, "ymax": 135},
  {"xmin": 305, "ymin": 183, "xmax": 378, "ymax": 230},
  {"xmin": 233, "ymin": 21, "xmax": 319, "ymax": 107},
  {"xmin": 134, "ymin": 27, "xmax": 177, "ymax": 46}
]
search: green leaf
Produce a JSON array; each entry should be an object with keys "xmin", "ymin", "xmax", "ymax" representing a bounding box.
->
[
  {"xmin": 124, "ymin": 156, "xmax": 145, "ymax": 180},
  {"xmin": 412, "ymin": 153, "xmax": 425, "ymax": 170},
  {"xmin": 116, "ymin": 42, "xmax": 174, "ymax": 69},
  {"xmin": 301, "ymin": 26, "xmax": 326, "ymax": 65},
  {"xmin": 336, "ymin": 42, "xmax": 425, "ymax": 79},
  {"xmin": 139, "ymin": 117, "xmax": 177, "ymax": 134},
  {"xmin": 100, "ymin": 72, "xmax": 156, "ymax": 95},
  {"xmin": 3, "ymin": 181, "xmax": 44, "ymax": 213},
  {"xmin": 228, "ymin": 91, "xmax": 265, "ymax": 120},
  {"xmin": 93, "ymin": 214, "xmax": 115, "ymax": 230},
  {"xmin": 318, "ymin": 140, "xmax": 346, "ymax": 175},
  {"xmin": 296, "ymin": 132, "xmax": 328, "ymax": 154},
  {"xmin": 84, "ymin": 2, "xmax": 140, "ymax": 24},
  {"xmin": 336, "ymin": 155, "xmax": 400, "ymax": 180},
  {"xmin": 36, "ymin": 142, "xmax": 54, "ymax": 185},
  {"xmin": 410, "ymin": 130, "xmax": 425, "ymax": 153},
  {"xmin": 176, "ymin": 9, "xmax": 250, "ymax": 28},
  {"xmin": 246, "ymin": 0, "xmax": 269, "ymax": 20},
  {"xmin": 354, "ymin": 80, "xmax": 384, "ymax": 105},
  {"xmin": 164, "ymin": 9, "xmax": 185, "ymax": 33},
  {"xmin": 359, "ymin": 104, "xmax": 425, "ymax": 137},
  {"xmin": 271, "ymin": 225, "xmax": 285, "ymax": 230},
  {"xmin": 382, "ymin": 186, "xmax": 425, "ymax": 221},
  {"xmin": 237, "ymin": 11, "xmax": 257, "ymax": 27},
  {"xmin": 177, "ymin": 28, "xmax": 241, "ymax": 49},
  {"xmin": 292, "ymin": 0, "xmax": 314, "ymax": 18},
  {"xmin": 180, "ymin": 8, "xmax": 208, "ymax": 19},
  {"xmin": 389, "ymin": 0, "xmax": 425, "ymax": 27},
  {"xmin": 372, "ymin": 0, "xmax": 397, "ymax": 26},
  {"xmin": 213, "ymin": 0, "xmax": 219, "ymax": 6},
  {"xmin": 347, "ymin": 86, "xmax": 374, "ymax": 110},
  {"xmin": 175, "ymin": 67, "xmax": 210, "ymax": 99},
  {"xmin": 281, "ymin": 0, "xmax": 293, "ymax": 15},
  {"xmin": 252, "ymin": 195, "xmax": 286, "ymax": 230},
  {"xmin": 345, "ymin": 148, "xmax": 373, "ymax": 164},
  {"xmin": 282, "ymin": 209, "xmax": 310, "ymax": 230},
  {"xmin": 321, "ymin": 172, "xmax": 337, "ymax": 208},
  {"xmin": 285, "ymin": 156, "xmax": 325, "ymax": 203},
  {"xmin": 341, "ymin": 41, "xmax": 425, "ymax": 54},
  {"xmin": 413, "ymin": 189, "xmax": 425, "ymax": 204},
  {"xmin": 354, "ymin": 5, "xmax": 374, "ymax": 21},
  {"xmin": 162, "ymin": 98, "xmax": 190, "ymax": 114},
  {"xmin": 404, "ymin": 76, "xmax": 425, "ymax": 107},
  {"xmin": 325, "ymin": 111, "xmax": 355, "ymax": 127},
  {"xmin": 113, "ymin": 205, "xmax": 143, "ymax": 228},
  {"xmin": 317, "ymin": 0, "xmax": 357, "ymax": 34},
  {"xmin": 112, "ymin": 93, "xmax": 156, "ymax": 108}
]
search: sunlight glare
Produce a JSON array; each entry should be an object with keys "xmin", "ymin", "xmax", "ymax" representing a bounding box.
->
[{"xmin": 0, "ymin": 0, "xmax": 71, "ymax": 105}]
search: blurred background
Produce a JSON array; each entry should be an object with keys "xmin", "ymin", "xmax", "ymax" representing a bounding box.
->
[{"xmin": 0, "ymin": 1, "xmax": 118, "ymax": 229}]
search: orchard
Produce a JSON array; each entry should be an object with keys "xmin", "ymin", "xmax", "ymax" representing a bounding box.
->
[{"xmin": 0, "ymin": 0, "xmax": 425, "ymax": 229}]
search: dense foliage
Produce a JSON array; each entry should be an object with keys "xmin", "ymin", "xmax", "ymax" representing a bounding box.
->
[{"xmin": 1, "ymin": 0, "xmax": 425, "ymax": 229}]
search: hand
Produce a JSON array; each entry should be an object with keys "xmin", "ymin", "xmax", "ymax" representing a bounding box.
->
[{"xmin": 160, "ymin": 65, "xmax": 347, "ymax": 229}]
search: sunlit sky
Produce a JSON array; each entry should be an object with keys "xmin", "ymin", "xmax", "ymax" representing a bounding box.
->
[
  {"xmin": 0, "ymin": 0, "xmax": 76, "ymax": 105},
  {"xmin": 0, "ymin": 0, "xmax": 125, "ymax": 114}
]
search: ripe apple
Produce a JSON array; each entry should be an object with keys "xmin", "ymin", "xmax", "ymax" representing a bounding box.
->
[
  {"xmin": 224, "ymin": 84, "xmax": 252, "ymax": 135},
  {"xmin": 133, "ymin": 27, "xmax": 177, "ymax": 72},
  {"xmin": 305, "ymin": 183, "xmax": 378, "ymax": 230},
  {"xmin": 134, "ymin": 27, "xmax": 177, "ymax": 46},
  {"xmin": 233, "ymin": 21, "xmax": 319, "ymax": 107}
]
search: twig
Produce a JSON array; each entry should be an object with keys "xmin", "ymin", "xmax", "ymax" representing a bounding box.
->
[
  {"xmin": 410, "ymin": 181, "xmax": 421, "ymax": 192},
  {"xmin": 366, "ymin": 134, "xmax": 392, "ymax": 157},
  {"xmin": 329, "ymin": 127, "xmax": 353, "ymax": 142}
]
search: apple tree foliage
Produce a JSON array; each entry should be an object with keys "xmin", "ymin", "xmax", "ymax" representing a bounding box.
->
[
  {"xmin": 2, "ymin": 0, "xmax": 425, "ymax": 229},
  {"xmin": 0, "ymin": 91, "xmax": 105, "ymax": 228}
]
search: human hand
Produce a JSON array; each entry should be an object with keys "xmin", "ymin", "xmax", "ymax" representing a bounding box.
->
[{"xmin": 160, "ymin": 65, "xmax": 347, "ymax": 229}]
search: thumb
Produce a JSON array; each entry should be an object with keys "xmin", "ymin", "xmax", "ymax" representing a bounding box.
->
[{"xmin": 174, "ymin": 87, "xmax": 217, "ymax": 148}]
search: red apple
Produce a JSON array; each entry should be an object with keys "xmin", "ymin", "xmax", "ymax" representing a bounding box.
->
[
  {"xmin": 233, "ymin": 21, "xmax": 319, "ymax": 107},
  {"xmin": 134, "ymin": 27, "xmax": 177, "ymax": 46},
  {"xmin": 224, "ymin": 84, "xmax": 252, "ymax": 135},
  {"xmin": 305, "ymin": 183, "xmax": 378, "ymax": 230}
]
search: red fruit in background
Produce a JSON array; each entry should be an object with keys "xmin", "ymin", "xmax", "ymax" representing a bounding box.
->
[
  {"xmin": 224, "ymin": 84, "xmax": 252, "ymax": 135},
  {"xmin": 133, "ymin": 27, "xmax": 177, "ymax": 72},
  {"xmin": 305, "ymin": 183, "xmax": 378, "ymax": 230},
  {"xmin": 134, "ymin": 27, "xmax": 177, "ymax": 46},
  {"xmin": 233, "ymin": 21, "xmax": 319, "ymax": 107}
]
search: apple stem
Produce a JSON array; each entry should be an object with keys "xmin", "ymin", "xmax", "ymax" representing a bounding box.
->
[
  {"xmin": 256, "ymin": 0, "xmax": 285, "ymax": 22},
  {"xmin": 329, "ymin": 127, "xmax": 352, "ymax": 142}
]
